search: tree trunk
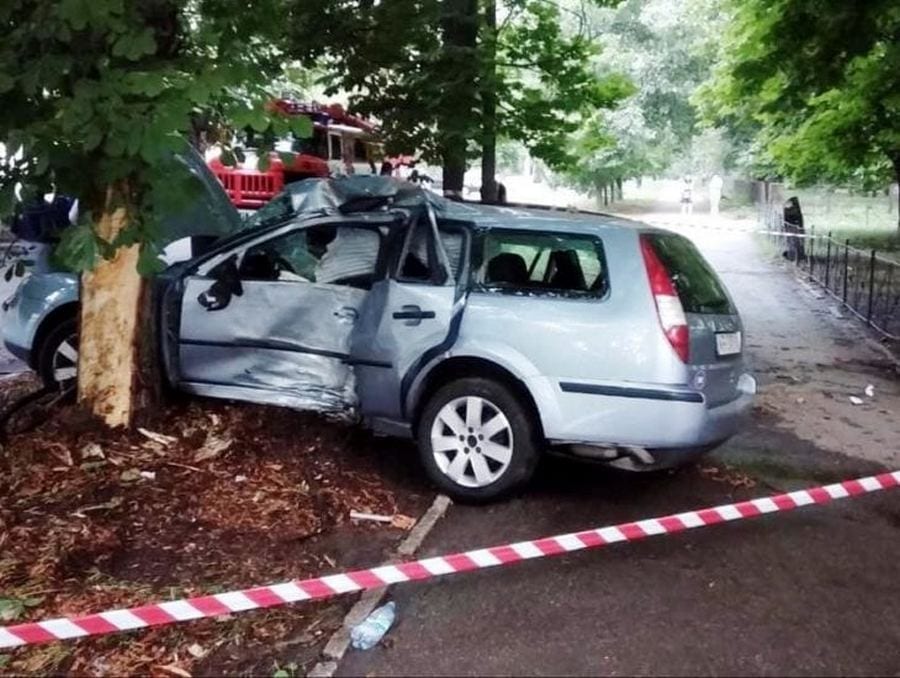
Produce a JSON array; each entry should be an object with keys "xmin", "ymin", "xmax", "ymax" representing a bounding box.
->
[
  {"xmin": 78, "ymin": 184, "xmax": 155, "ymax": 427},
  {"xmin": 480, "ymin": 0, "xmax": 498, "ymax": 205},
  {"xmin": 892, "ymin": 153, "xmax": 900, "ymax": 230},
  {"xmin": 438, "ymin": 0, "xmax": 478, "ymax": 199},
  {"xmin": 615, "ymin": 177, "xmax": 623, "ymax": 201}
]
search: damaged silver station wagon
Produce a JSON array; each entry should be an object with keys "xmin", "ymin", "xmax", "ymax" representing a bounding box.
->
[{"xmin": 3, "ymin": 175, "xmax": 756, "ymax": 502}]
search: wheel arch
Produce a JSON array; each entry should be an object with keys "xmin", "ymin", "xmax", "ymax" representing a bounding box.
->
[
  {"xmin": 410, "ymin": 356, "xmax": 544, "ymax": 439},
  {"xmin": 31, "ymin": 303, "xmax": 79, "ymax": 370}
]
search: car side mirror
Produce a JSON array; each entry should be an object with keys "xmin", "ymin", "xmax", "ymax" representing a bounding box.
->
[{"xmin": 198, "ymin": 255, "xmax": 243, "ymax": 311}]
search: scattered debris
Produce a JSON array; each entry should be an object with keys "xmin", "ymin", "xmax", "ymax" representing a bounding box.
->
[
  {"xmin": 849, "ymin": 396, "xmax": 864, "ymax": 406},
  {"xmin": 0, "ymin": 398, "xmax": 428, "ymax": 675},
  {"xmin": 350, "ymin": 511, "xmax": 393, "ymax": 524},
  {"xmin": 80, "ymin": 442, "xmax": 104, "ymax": 460},
  {"xmin": 138, "ymin": 428, "xmax": 178, "ymax": 447},
  {"xmin": 194, "ymin": 433, "xmax": 233, "ymax": 462},
  {"xmin": 865, "ymin": 384, "xmax": 875, "ymax": 398},
  {"xmin": 391, "ymin": 514, "xmax": 417, "ymax": 530},
  {"xmin": 699, "ymin": 465, "xmax": 757, "ymax": 489},
  {"xmin": 120, "ymin": 468, "xmax": 143, "ymax": 483},
  {"xmin": 350, "ymin": 601, "xmax": 396, "ymax": 650},
  {"xmin": 350, "ymin": 511, "xmax": 417, "ymax": 530},
  {"xmin": 158, "ymin": 663, "xmax": 192, "ymax": 678},
  {"xmin": 186, "ymin": 643, "xmax": 207, "ymax": 659},
  {"xmin": 234, "ymin": 474, "xmax": 248, "ymax": 483}
]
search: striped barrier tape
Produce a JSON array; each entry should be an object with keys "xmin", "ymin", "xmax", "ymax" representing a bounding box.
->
[{"xmin": 2, "ymin": 470, "xmax": 898, "ymax": 649}]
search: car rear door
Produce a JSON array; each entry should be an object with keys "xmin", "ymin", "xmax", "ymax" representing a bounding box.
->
[
  {"xmin": 175, "ymin": 217, "xmax": 389, "ymax": 413},
  {"xmin": 349, "ymin": 210, "xmax": 468, "ymax": 423}
]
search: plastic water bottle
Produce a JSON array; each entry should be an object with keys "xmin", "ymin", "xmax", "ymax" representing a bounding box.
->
[{"xmin": 350, "ymin": 601, "xmax": 396, "ymax": 650}]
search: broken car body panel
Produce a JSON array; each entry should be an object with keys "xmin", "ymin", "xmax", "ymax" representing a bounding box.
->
[{"xmin": 5, "ymin": 175, "xmax": 755, "ymax": 470}]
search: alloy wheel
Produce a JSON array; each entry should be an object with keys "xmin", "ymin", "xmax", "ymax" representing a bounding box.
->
[
  {"xmin": 430, "ymin": 395, "xmax": 514, "ymax": 488},
  {"xmin": 51, "ymin": 334, "xmax": 78, "ymax": 388}
]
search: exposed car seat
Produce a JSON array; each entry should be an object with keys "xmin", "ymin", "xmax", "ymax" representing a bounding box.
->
[
  {"xmin": 547, "ymin": 249, "xmax": 586, "ymax": 291},
  {"xmin": 486, "ymin": 252, "xmax": 529, "ymax": 285}
]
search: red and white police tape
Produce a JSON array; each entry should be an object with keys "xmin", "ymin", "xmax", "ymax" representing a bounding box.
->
[{"xmin": 2, "ymin": 470, "xmax": 898, "ymax": 649}]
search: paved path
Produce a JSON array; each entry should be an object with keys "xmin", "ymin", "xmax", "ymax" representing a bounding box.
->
[{"xmin": 337, "ymin": 211, "xmax": 900, "ymax": 677}]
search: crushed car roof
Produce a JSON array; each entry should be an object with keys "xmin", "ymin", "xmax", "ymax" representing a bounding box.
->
[{"xmin": 247, "ymin": 175, "xmax": 655, "ymax": 236}]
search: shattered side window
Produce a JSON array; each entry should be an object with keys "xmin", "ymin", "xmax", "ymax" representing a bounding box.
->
[
  {"xmin": 238, "ymin": 224, "xmax": 382, "ymax": 290},
  {"xmin": 396, "ymin": 219, "xmax": 466, "ymax": 283},
  {"xmin": 398, "ymin": 219, "xmax": 433, "ymax": 282},
  {"xmin": 475, "ymin": 230, "xmax": 607, "ymax": 297},
  {"xmin": 440, "ymin": 230, "xmax": 464, "ymax": 279}
]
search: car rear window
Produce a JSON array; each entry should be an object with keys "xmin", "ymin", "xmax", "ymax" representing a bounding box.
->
[
  {"xmin": 645, "ymin": 233, "xmax": 733, "ymax": 314},
  {"xmin": 475, "ymin": 231, "xmax": 607, "ymax": 297}
]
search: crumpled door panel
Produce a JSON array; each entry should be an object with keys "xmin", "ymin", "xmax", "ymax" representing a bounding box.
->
[{"xmin": 178, "ymin": 277, "xmax": 367, "ymax": 413}]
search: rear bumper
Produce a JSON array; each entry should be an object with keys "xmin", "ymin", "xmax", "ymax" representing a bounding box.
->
[{"xmin": 531, "ymin": 373, "xmax": 756, "ymax": 453}]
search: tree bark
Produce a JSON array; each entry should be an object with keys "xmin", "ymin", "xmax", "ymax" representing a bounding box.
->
[
  {"xmin": 78, "ymin": 184, "xmax": 155, "ymax": 427},
  {"xmin": 892, "ymin": 153, "xmax": 900, "ymax": 230},
  {"xmin": 480, "ymin": 0, "xmax": 498, "ymax": 204},
  {"xmin": 438, "ymin": 0, "xmax": 478, "ymax": 199}
]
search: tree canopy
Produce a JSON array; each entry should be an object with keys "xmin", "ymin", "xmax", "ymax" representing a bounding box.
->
[
  {"xmin": 562, "ymin": 0, "xmax": 726, "ymax": 198},
  {"xmin": 288, "ymin": 0, "xmax": 630, "ymax": 191},
  {"xmin": 0, "ymin": 0, "xmax": 307, "ymax": 273},
  {"xmin": 699, "ymin": 0, "xmax": 900, "ymax": 212}
]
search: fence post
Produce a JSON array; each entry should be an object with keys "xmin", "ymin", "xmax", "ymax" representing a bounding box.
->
[
  {"xmin": 824, "ymin": 233, "xmax": 832, "ymax": 289},
  {"xmin": 842, "ymin": 239, "xmax": 850, "ymax": 305},
  {"xmin": 867, "ymin": 249, "xmax": 876, "ymax": 325},
  {"xmin": 808, "ymin": 225, "xmax": 815, "ymax": 277}
]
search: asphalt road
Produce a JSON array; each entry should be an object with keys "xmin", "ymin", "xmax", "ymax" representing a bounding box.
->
[{"xmin": 338, "ymin": 212, "xmax": 900, "ymax": 677}]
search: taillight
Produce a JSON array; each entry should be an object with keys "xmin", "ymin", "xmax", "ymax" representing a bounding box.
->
[{"xmin": 640, "ymin": 234, "xmax": 689, "ymax": 363}]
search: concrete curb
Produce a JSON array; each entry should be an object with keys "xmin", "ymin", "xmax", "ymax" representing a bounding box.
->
[{"xmin": 307, "ymin": 495, "xmax": 452, "ymax": 677}]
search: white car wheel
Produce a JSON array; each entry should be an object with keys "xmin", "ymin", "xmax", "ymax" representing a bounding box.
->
[{"xmin": 430, "ymin": 395, "xmax": 514, "ymax": 489}]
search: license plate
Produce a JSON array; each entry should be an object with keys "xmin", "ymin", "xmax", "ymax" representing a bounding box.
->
[{"xmin": 715, "ymin": 331, "xmax": 742, "ymax": 356}]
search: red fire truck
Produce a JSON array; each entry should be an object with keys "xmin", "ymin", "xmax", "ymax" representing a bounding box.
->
[{"xmin": 208, "ymin": 101, "xmax": 383, "ymax": 209}]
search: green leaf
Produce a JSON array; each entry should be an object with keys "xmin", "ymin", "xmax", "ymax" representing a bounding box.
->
[
  {"xmin": 0, "ymin": 654, "xmax": 9, "ymax": 668},
  {"xmin": 0, "ymin": 598, "xmax": 25, "ymax": 622},
  {"xmin": 137, "ymin": 244, "xmax": 165, "ymax": 276},
  {"xmin": 54, "ymin": 223, "xmax": 100, "ymax": 272},
  {"xmin": 257, "ymin": 153, "xmax": 271, "ymax": 172},
  {"xmin": 288, "ymin": 115, "xmax": 313, "ymax": 139}
]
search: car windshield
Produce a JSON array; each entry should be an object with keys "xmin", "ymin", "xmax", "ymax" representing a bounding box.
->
[{"xmin": 242, "ymin": 191, "xmax": 300, "ymax": 231}]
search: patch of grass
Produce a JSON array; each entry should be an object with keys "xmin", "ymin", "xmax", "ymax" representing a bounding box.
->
[
  {"xmin": 826, "ymin": 228, "xmax": 900, "ymax": 261},
  {"xmin": 785, "ymin": 187, "xmax": 898, "ymax": 233}
]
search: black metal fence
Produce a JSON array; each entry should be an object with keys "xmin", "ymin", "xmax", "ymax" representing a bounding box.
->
[{"xmin": 760, "ymin": 205, "xmax": 900, "ymax": 340}]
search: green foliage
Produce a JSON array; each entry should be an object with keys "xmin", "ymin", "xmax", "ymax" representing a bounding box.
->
[
  {"xmin": 564, "ymin": 0, "xmax": 728, "ymax": 192},
  {"xmin": 0, "ymin": 596, "xmax": 43, "ymax": 622},
  {"xmin": 0, "ymin": 0, "xmax": 302, "ymax": 272},
  {"xmin": 698, "ymin": 0, "xmax": 900, "ymax": 192},
  {"xmin": 287, "ymin": 0, "xmax": 627, "ymax": 172}
]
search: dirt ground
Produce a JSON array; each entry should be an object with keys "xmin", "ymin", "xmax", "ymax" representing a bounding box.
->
[{"xmin": 0, "ymin": 391, "xmax": 432, "ymax": 676}]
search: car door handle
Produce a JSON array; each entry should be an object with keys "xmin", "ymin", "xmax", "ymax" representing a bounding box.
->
[
  {"xmin": 393, "ymin": 305, "xmax": 436, "ymax": 326},
  {"xmin": 333, "ymin": 306, "xmax": 359, "ymax": 322}
]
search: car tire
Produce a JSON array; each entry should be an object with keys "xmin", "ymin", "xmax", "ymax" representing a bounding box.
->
[
  {"xmin": 417, "ymin": 377, "xmax": 542, "ymax": 503},
  {"xmin": 36, "ymin": 318, "xmax": 79, "ymax": 391}
]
